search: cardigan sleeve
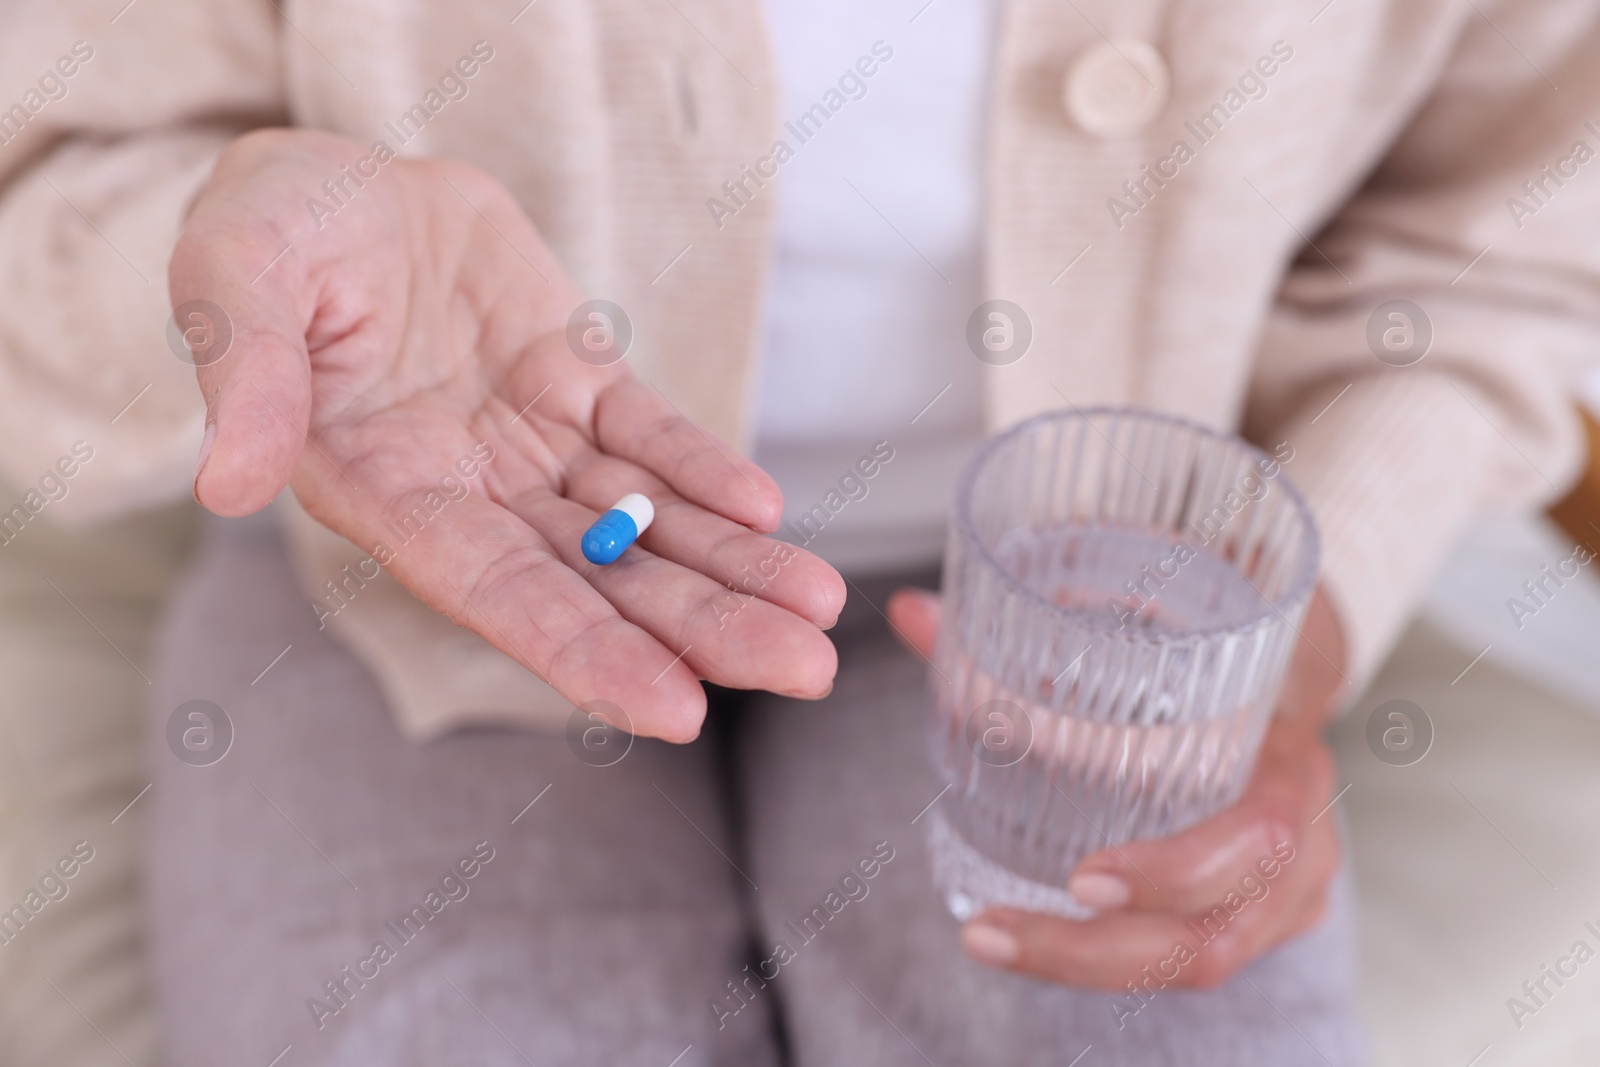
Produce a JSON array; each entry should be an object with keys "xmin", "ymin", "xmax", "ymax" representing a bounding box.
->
[
  {"xmin": 1242, "ymin": 0, "xmax": 1600, "ymax": 691},
  {"xmin": 0, "ymin": 2, "xmax": 285, "ymax": 524}
]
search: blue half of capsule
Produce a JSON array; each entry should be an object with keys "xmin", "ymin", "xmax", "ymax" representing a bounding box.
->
[
  {"xmin": 581, "ymin": 493, "xmax": 654, "ymax": 565},
  {"xmin": 581, "ymin": 509, "xmax": 639, "ymax": 565}
]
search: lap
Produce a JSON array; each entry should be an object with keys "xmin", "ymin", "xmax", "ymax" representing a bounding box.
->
[
  {"xmin": 149, "ymin": 516, "xmax": 1367, "ymax": 1066},
  {"xmin": 148, "ymin": 511, "xmax": 776, "ymax": 1067},
  {"xmin": 735, "ymin": 592, "xmax": 1369, "ymax": 1067}
]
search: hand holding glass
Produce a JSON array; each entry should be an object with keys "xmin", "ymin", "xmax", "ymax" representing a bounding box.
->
[{"xmin": 925, "ymin": 408, "xmax": 1319, "ymax": 921}]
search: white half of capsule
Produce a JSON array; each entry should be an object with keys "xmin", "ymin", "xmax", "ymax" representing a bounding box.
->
[{"xmin": 612, "ymin": 492, "xmax": 654, "ymax": 534}]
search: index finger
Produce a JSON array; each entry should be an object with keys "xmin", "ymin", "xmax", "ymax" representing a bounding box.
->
[{"xmin": 593, "ymin": 378, "xmax": 784, "ymax": 533}]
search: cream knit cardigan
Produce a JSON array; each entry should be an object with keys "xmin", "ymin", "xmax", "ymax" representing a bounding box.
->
[{"xmin": 2, "ymin": 0, "xmax": 1597, "ymax": 737}]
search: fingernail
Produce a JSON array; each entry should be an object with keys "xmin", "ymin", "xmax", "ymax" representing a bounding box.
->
[
  {"xmin": 1067, "ymin": 870, "xmax": 1130, "ymax": 909},
  {"xmin": 194, "ymin": 422, "xmax": 216, "ymax": 492},
  {"xmin": 780, "ymin": 682, "xmax": 832, "ymax": 700},
  {"xmin": 962, "ymin": 923, "xmax": 1019, "ymax": 965}
]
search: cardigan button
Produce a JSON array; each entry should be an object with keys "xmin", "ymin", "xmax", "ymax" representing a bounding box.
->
[{"xmin": 1063, "ymin": 40, "xmax": 1169, "ymax": 136}]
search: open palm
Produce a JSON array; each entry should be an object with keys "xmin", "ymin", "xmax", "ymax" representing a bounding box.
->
[{"xmin": 174, "ymin": 130, "xmax": 842, "ymax": 741}]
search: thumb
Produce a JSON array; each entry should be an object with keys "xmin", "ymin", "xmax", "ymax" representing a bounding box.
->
[
  {"xmin": 887, "ymin": 587, "xmax": 941, "ymax": 659},
  {"xmin": 171, "ymin": 224, "xmax": 313, "ymax": 517}
]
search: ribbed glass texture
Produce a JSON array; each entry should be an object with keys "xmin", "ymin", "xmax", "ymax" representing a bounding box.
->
[{"xmin": 926, "ymin": 408, "xmax": 1319, "ymax": 920}]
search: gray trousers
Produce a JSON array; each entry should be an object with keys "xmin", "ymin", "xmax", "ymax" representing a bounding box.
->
[{"xmin": 148, "ymin": 512, "xmax": 1367, "ymax": 1066}]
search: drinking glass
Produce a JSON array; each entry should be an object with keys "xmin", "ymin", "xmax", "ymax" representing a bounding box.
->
[{"xmin": 925, "ymin": 407, "xmax": 1319, "ymax": 921}]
